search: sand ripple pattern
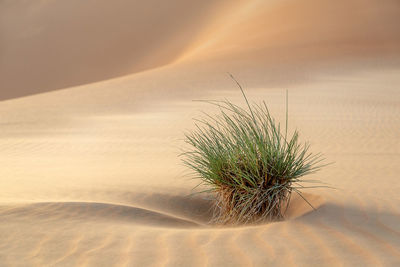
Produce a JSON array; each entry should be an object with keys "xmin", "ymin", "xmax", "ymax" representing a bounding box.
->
[{"xmin": 0, "ymin": 0, "xmax": 400, "ymax": 265}]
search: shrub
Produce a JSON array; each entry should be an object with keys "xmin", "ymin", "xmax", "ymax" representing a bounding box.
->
[{"xmin": 182, "ymin": 75, "xmax": 325, "ymax": 224}]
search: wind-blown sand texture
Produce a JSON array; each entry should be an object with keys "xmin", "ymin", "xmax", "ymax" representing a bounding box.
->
[{"xmin": 1, "ymin": 0, "xmax": 400, "ymax": 266}]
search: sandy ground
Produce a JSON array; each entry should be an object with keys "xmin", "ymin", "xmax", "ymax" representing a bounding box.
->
[{"xmin": 1, "ymin": 0, "xmax": 400, "ymax": 266}]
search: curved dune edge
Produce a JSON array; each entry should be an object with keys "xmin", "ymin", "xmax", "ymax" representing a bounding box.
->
[
  {"xmin": 0, "ymin": 192, "xmax": 324, "ymax": 228},
  {"xmin": 2, "ymin": 0, "xmax": 399, "ymax": 101},
  {"xmin": 0, "ymin": 0, "xmax": 235, "ymax": 100},
  {"xmin": 0, "ymin": 201, "xmax": 201, "ymax": 228}
]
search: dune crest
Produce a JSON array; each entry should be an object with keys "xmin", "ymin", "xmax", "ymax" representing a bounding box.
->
[{"xmin": 0, "ymin": 0, "xmax": 233, "ymax": 100}]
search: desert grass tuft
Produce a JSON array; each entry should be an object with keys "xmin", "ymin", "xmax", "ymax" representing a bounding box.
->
[{"xmin": 181, "ymin": 75, "xmax": 326, "ymax": 225}]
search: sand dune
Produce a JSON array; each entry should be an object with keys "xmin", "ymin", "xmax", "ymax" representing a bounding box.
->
[
  {"xmin": 1, "ymin": 0, "xmax": 400, "ymax": 266},
  {"xmin": 0, "ymin": 0, "xmax": 234, "ymax": 100}
]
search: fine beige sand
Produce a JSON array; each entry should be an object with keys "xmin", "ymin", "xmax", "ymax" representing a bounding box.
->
[{"xmin": 1, "ymin": 0, "xmax": 400, "ymax": 266}]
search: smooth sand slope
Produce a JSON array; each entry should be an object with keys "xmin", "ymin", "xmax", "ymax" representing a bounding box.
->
[
  {"xmin": 0, "ymin": 0, "xmax": 235, "ymax": 100},
  {"xmin": 1, "ymin": 0, "xmax": 400, "ymax": 266}
]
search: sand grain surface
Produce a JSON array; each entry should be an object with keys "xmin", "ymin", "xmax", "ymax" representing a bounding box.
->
[{"xmin": 1, "ymin": 1, "xmax": 400, "ymax": 266}]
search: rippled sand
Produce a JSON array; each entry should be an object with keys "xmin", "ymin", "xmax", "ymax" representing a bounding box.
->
[{"xmin": 1, "ymin": 0, "xmax": 399, "ymax": 266}]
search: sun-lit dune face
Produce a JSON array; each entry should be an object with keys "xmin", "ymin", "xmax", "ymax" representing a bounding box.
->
[
  {"xmin": 174, "ymin": 0, "xmax": 400, "ymax": 88},
  {"xmin": 2, "ymin": 0, "xmax": 399, "ymax": 100},
  {"xmin": 181, "ymin": 0, "xmax": 400, "ymax": 65},
  {"xmin": 0, "ymin": 0, "xmax": 232, "ymax": 100}
]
